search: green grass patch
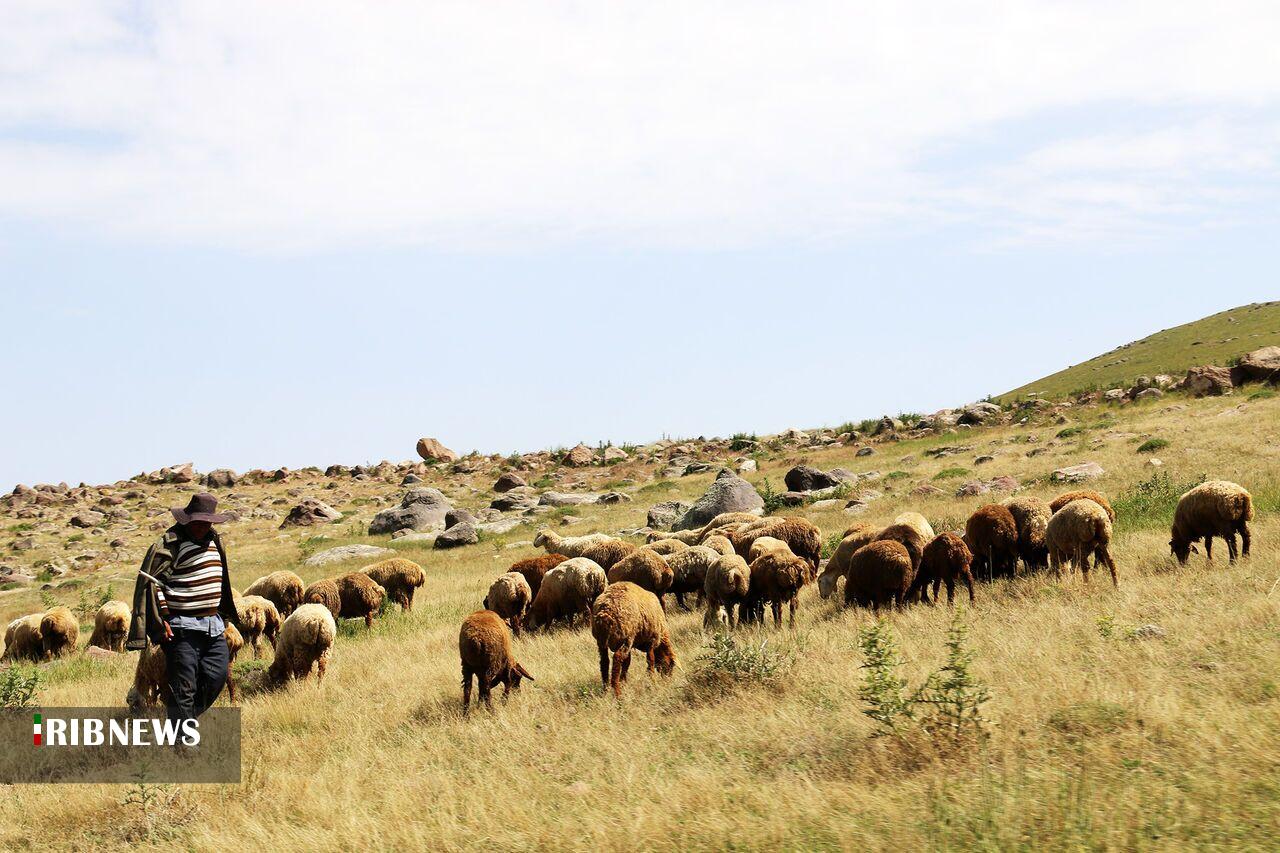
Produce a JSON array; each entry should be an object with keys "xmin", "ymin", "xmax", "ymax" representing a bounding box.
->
[
  {"xmin": 1112, "ymin": 471, "xmax": 1205, "ymax": 529},
  {"xmin": 885, "ymin": 471, "xmax": 910, "ymax": 481},
  {"xmin": 1056, "ymin": 426, "xmax": 1084, "ymax": 439},
  {"xmin": 1136, "ymin": 438, "xmax": 1169, "ymax": 453},
  {"xmin": 1249, "ymin": 389, "xmax": 1275, "ymax": 401},
  {"xmin": 933, "ymin": 468, "xmax": 970, "ymax": 481}
]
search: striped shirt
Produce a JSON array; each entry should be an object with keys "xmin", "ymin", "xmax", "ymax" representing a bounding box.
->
[{"xmin": 156, "ymin": 537, "xmax": 224, "ymax": 616}]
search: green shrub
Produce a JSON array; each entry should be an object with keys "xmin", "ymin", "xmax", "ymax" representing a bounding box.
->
[
  {"xmin": 758, "ymin": 479, "xmax": 788, "ymax": 514},
  {"xmin": 1136, "ymin": 438, "xmax": 1169, "ymax": 453},
  {"xmin": 728, "ymin": 432, "xmax": 757, "ymax": 451},
  {"xmin": 885, "ymin": 471, "xmax": 910, "ymax": 481},
  {"xmin": 912, "ymin": 607, "xmax": 990, "ymax": 741},
  {"xmin": 858, "ymin": 620, "xmax": 913, "ymax": 735},
  {"xmin": 690, "ymin": 633, "xmax": 792, "ymax": 692},
  {"xmin": 1249, "ymin": 389, "xmax": 1275, "ymax": 401},
  {"xmin": 1113, "ymin": 471, "xmax": 1205, "ymax": 529},
  {"xmin": 1056, "ymin": 426, "xmax": 1084, "ymax": 439},
  {"xmin": 933, "ymin": 468, "xmax": 970, "ymax": 481},
  {"xmin": 0, "ymin": 666, "xmax": 41, "ymax": 709}
]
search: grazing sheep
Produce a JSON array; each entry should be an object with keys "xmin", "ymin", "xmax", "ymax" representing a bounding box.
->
[
  {"xmin": 459, "ymin": 609, "xmax": 534, "ymax": 711},
  {"xmin": 1170, "ymin": 480, "xmax": 1254, "ymax": 564},
  {"xmin": 607, "ymin": 549, "xmax": 674, "ymax": 601},
  {"xmin": 875, "ymin": 523, "xmax": 927, "ymax": 574},
  {"xmin": 894, "ymin": 511, "xmax": 936, "ymax": 542},
  {"xmin": 845, "ymin": 540, "xmax": 914, "ymax": 611},
  {"xmin": 244, "ymin": 570, "xmax": 306, "ymax": 617},
  {"xmin": 336, "ymin": 572, "xmax": 386, "ymax": 628},
  {"xmin": 642, "ymin": 539, "xmax": 689, "ymax": 556},
  {"xmin": 88, "ymin": 600, "xmax": 130, "ymax": 653},
  {"xmin": 484, "ymin": 572, "xmax": 533, "ymax": 636},
  {"xmin": 730, "ymin": 517, "xmax": 822, "ymax": 572},
  {"xmin": 127, "ymin": 622, "xmax": 246, "ymax": 710},
  {"xmin": 1050, "ymin": 490, "xmax": 1116, "ymax": 523},
  {"xmin": 697, "ymin": 511, "xmax": 768, "ymax": 540},
  {"xmin": 265, "ymin": 604, "xmax": 337, "ymax": 686},
  {"xmin": 579, "ymin": 538, "xmax": 639, "ymax": 572},
  {"xmin": 1, "ymin": 614, "xmax": 43, "ymax": 662},
  {"xmin": 664, "ymin": 546, "xmax": 719, "ymax": 611},
  {"xmin": 700, "ymin": 534, "xmax": 735, "ymax": 557},
  {"xmin": 526, "ymin": 557, "xmax": 607, "ymax": 631},
  {"xmin": 39, "ymin": 607, "xmax": 78, "ymax": 660},
  {"xmin": 747, "ymin": 547, "xmax": 812, "ymax": 628},
  {"xmin": 507, "ymin": 553, "xmax": 569, "ymax": 601},
  {"xmin": 1001, "ymin": 496, "xmax": 1051, "ymax": 571},
  {"xmin": 964, "ymin": 504, "xmax": 1020, "ymax": 580},
  {"xmin": 362, "ymin": 558, "xmax": 426, "ymax": 611},
  {"xmin": 818, "ymin": 524, "xmax": 882, "ymax": 599},
  {"xmin": 235, "ymin": 594, "xmax": 283, "ymax": 658},
  {"xmin": 591, "ymin": 582, "xmax": 677, "ymax": 698},
  {"xmin": 907, "ymin": 533, "xmax": 976, "ymax": 605},
  {"xmin": 302, "ymin": 578, "xmax": 342, "ymax": 619},
  {"xmin": 533, "ymin": 529, "xmax": 616, "ymax": 558},
  {"xmin": 703, "ymin": 554, "xmax": 752, "ymax": 629},
  {"xmin": 1046, "ymin": 499, "xmax": 1118, "ymax": 586},
  {"xmin": 646, "ymin": 529, "xmax": 703, "ymax": 545}
]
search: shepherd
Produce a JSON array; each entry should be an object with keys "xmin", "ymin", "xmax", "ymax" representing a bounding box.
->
[{"xmin": 126, "ymin": 492, "xmax": 241, "ymax": 726}]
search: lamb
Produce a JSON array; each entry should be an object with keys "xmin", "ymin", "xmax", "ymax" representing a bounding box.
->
[
  {"xmin": 526, "ymin": 557, "xmax": 607, "ymax": 631},
  {"xmin": 244, "ymin": 570, "xmax": 306, "ymax": 617},
  {"xmin": 533, "ymin": 529, "xmax": 616, "ymax": 558},
  {"xmin": 1, "ymin": 614, "xmax": 43, "ymax": 662},
  {"xmin": 894, "ymin": 511, "xmax": 935, "ymax": 542},
  {"xmin": 818, "ymin": 524, "xmax": 882, "ymax": 599},
  {"xmin": 844, "ymin": 540, "xmax": 914, "ymax": 611},
  {"xmin": 579, "ymin": 538, "xmax": 639, "ymax": 572},
  {"xmin": 484, "ymin": 572, "xmax": 533, "ymax": 636},
  {"xmin": 235, "ymin": 594, "xmax": 283, "ymax": 658},
  {"xmin": 590, "ymin": 582, "xmax": 677, "ymax": 698},
  {"xmin": 606, "ymin": 549, "xmax": 674, "ymax": 602},
  {"xmin": 507, "ymin": 553, "xmax": 568, "ymax": 600},
  {"xmin": 39, "ymin": 606, "xmax": 78, "ymax": 659},
  {"xmin": 729, "ymin": 517, "xmax": 822, "ymax": 572},
  {"xmin": 1170, "ymin": 480, "xmax": 1254, "ymax": 564},
  {"xmin": 1001, "ymin": 496, "xmax": 1051, "ymax": 571},
  {"xmin": 459, "ymin": 609, "xmax": 534, "ymax": 711},
  {"xmin": 1049, "ymin": 490, "xmax": 1116, "ymax": 523},
  {"xmin": 1046, "ymin": 499, "xmax": 1118, "ymax": 586},
  {"xmin": 88, "ymin": 600, "xmax": 130, "ymax": 653},
  {"xmin": 642, "ymin": 539, "xmax": 689, "ymax": 556},
  {"xmin": 700, "ymin": 534, "xmax": 735, "ymax": 557},
  {"xmin": 663, "ymin": 546, "xmax": 720, "ymax": 610},
  {"xmin": 336, "ymin": 572, "xmax": 386, "ymax": 627},
  {"xmin": 302, "ymin": 578, "xmax": 342, "ymax": 619},
  {"xmin": 362, "ymin": 557, "xmax": 426, "ymax": 611},
  {"xmin": 906, "ymin": 533, "xmax": 976, "ymax": 605},
  {"xmin": 964, "ymin": 504, "xmax": 1020, "ymax": 580},
  {"xmin": 127, "ymin": 623, "xmax": 245, "ymax": 710},
  {"xmin": 747, "ymin": 545, "xmax": 812, "ymax": 628},
  {"xmin": 703, "ymin": 554, "xmax": 752, "ymax": 629}
]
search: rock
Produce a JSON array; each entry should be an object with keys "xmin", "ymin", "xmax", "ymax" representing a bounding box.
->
[
  {"xmin": 159, "ymin": 462, "xmax": 196, "ymax": 484},
  {"xmin": 204, "ymin": 469, "xmax": 238, "ymax": 488},
  {"xmin": 596, "ymin": 492, "xmax": 632, "ymax": 505},
  {"xmin": 391, "ymin": 531, "xmax": 437, "ymax": 543},
  {"xmin": 647, "ymin": 500, "xmax": 692, "ymax": 530},
  {"xmin": 493, "ymin": 472, "xmax": 527, "ymax": 493},
  {"xmin": 562, "ymin": 444, "xmax": 596, "ymax": 467},
  {"xmin": 303, "ymin": 544, "xmax": 393, "ymax": 566},
  {"xmin": 476, "ymin": 518, "xmax": 523, "ymax": 535},
  {"xmin": 601, "ymin": 446, "xmax": 629, "ymax": 463},
  {"xmin": 779, "ymin": 491, "xmax": 808, "ymax": 506},
  {"xmin": 445, "ymin": 508, "xmax": 478, "ymax": 528},
  {"xmin": 873, "ymin": 416, "xmax": 901, "ymax": 436},
  {"xmin": 1051, "ymin": 462, "xmax": 1105, "ymax": 483},
  {"xmin": 540, "ymin": 492, "xmax": 599, "ymax": 507},
  {"xmin": 784, "ymin": 465, "xmax": 840, "ymax": 492},
  {"xmin": 956, "ymin": 481, "xmax": 991, "ymax": 497},
  {"xmin": 810, "ymin": 499, "xmax": 842, "ymax": 510},
  {"xmin": 911, "ymin": 483, "xmax": 946, "ymax": 497},
  {"xmin": 683, "ymin": 462, "xmax": 715, "ymax": 476},
  {"xmin": 325, "ymin": 464, "xmax": 351, "ymax": 478},
  {"xmin": 736, "ymin": 458, "xmax": 758, "ymax": 474},
  {"xmin": 674, "ymin": 472, "xmax": 764, "ymax": 531},
  {"xmin": 989, "ymin": 475, "xmax": 1020, "ymax": 493},
  {"xmin": 400, "ymin": 474, "xmax": 423, "ymax": 486},
  {"xmin": 415, "ymin": 437, "xmax": 459, "ymax": 463},
  {"xmin": 1238, "ymin": 346, "xmax": 1280, "ymax": 383},
  {"xmin": 974, "ymin": 455, "xmax": 995, "ymax": 465},
  {"xmin": 279, "ymin": 498, "xmax": 342, "ymax": 528},
  {"xmin": 368, "ymin": 488, "xmax": 452, "ymax": 535},
  {"xmin": 958, "ymin": 402, "xmax": 1002, "ymax": 425},
  {"xmin": 1131, "ymin": 624, "xmax": 1166, "ymax": 640},
  {"xmin": 843, "ymin": 501, "xmax": 869, "ymax": 516},
  {"xmin": 13, "ymin": 537, "xmax": 34, "ymax": 551},
  {"xmin": 1181, "ymin": 366, "xmax": 1234, "ymax": 397},
  {"xmin": 1135, "ymin": 388, "xmax": 1164, "ymax": 401},
  {"xmin": 1103, "ymin": 388, "xmax": 1127, "ymax": 401},
  {"xmin": 84, "ymin": 646, "xmax": 119, "ymax": 661},
  {"xmin": 435, "ymin": 522, "xmax": 478, "ymax": 549},
  {"xmin": 856, "ymin": 447, "xmax": 875, "ymax": 457},
  {"xmin": 559, "ymin": 515, "xmax": 583, "ymax": 526},
  {"xmin": 1146, "ymin": 457, "xmax": 1164, "ymax": 467},
  {"xmin": 1153, "ymin": 374, "xmax": 1175, "ymax": 388},
  {"xmin": 70, "ymin": 511, "xmax": 105, "ymax": 528},
  {"xmin": 491, "ymin": 488, "xmax": 540, "ymax": 512}
]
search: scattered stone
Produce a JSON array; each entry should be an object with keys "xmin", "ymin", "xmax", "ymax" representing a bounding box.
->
[
  {"xmin": 70, "ymin": 511, "xmax": 105, "ymax": 528},
  {"xmin": 562, "ymin": 444, "xmax": 596, "ymax": 467},
  {"xmin": 974, "ymin": 455, "xmax": 995, "ymax": 465},
  {"xmin": 400, "ymin": 474, "xmax": 423, "ymax": 486},
  {"xmin": 368, "ymin": 488, "xmax": 452, "ymax": 535},
  {"xmin": 856, "ymin": 447, "xmax": 875, "ymax": 457},
  {"xmin": 1181, "ymin": 366, "xmax": 1234, "ymax": 397},
  {"xmin": 279, "ymin": 498, "xmax": 343, "ymax": 528},
  {"xmin": 783, "ymin": 465, "xmax": 840, "ymax": 492},
  {"xmin": 204, "ymin": 469, "xmax": 238, "ymax": 488},
  {"xmin": 1237, "ymin": 346, "xmax": 1280, "ymax": 383},
  {"xmin": 445, "ymin": 508, "xmax": 478, "ymax": 528},
  {"xmin": 435, "ymin": 522, "xmax": 478, "ymax": 549},
  {"xmin": 674, "ymin": 471, "xmax": 764, "ymax": 531},
  {"xmin": 491, "ymin": 488, "xmax": 540, "ymax": 512},
  {"xmin": 1131, "ymin": 624, "xmax": 1166, "ymax": 640},
  {"xmin": 736, "ymin": 458, "xmax": 758, "ymax": 474},
  {"xmin": 956, "ymin": 481, "xmax": 991, "ymax": 497},
  {"xmin": 1146, "ymin": 457, "xmax": 1164, "ymax": 468},
  {"xmin": 304, "ymin": 544, "xmax": 393, "ymax": 566},
  {"xmin": 13, "ymin": 537, "xmax": 34, "ymax": 551},
  {"xmin": 911, "ymin": 483, "xmax": 946, "ymax": 497},
  {"xmin": 1103, "ymin": 388, "xmax": 1127, "ymax": 401},
  {"xmin": 809, "ymin": 499, "xmax": 841, "ymax": 510},
  {"xmin": 476, "ymin": 518, "xmax": 523, "ymax": 535},
  {"xmin": 1052, "ymin": 462, "xmax": 1105, "ymax": 482},
  {"xmin": 540, "ymin": 492, "xmax": 599, "ymax": 507},
  {"xmin": 416, "ymin": 437, "xmax": 459, "ymax": 463},
  {"xmin": 493, "ymin": 472, "xmax": 527, "ymax": 493},
  {"xmin": 1135, "ymin": 388, "xmax": 1164, "ymax": 401},
  {"xmin": 647, "ymin": 501, "xmax": 692, "ymax": 530},
  {"xmin": 873, "ymin": 416, "xmax": 901, "ymax": 436},
  {"xmin": 85, "ymin": 646, "xmax": 119, "ymax": 661},
  {"xmin": 601, "ymin": 446, "xmax": 629, "ymax": 463},
  {"xmin": 597, "ymin": 492, "xmax": 632, "ymax": 505},
  {"xmin": 958, "ymin": 402, "xmax": 1002, "ymax": 425},
  {"xmin": 779, "ymin": 491, "xmax": 808, "ymax": 506}
]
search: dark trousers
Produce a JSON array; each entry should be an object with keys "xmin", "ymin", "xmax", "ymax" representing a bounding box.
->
[{"xmin": 164, "ymin": 628, "xmax": 229, "ymax": 723}]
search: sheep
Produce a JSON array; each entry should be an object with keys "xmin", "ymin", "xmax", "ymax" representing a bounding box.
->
[
  {"xmin": 526, "ymin": 557, "xmax": 607, "ymax": 631},
  {"xmin": 700, "ymin": 534, "xmax": 735, "ymax": 557},
  {"xmin": 362, "ymin": 557, "xmax": 426, "ymax": 611},
  {"xmin": 747, "ymin": 546, "xmax": 812, "ymax": 628},
  {"xmin": 646, "ymin": 529, "xmax": 703, "ymax": 545},
  {"xmin": 40, "ymin": 607, "xmax": 78, "ymax": 660},
  {"xmin": 1001, "ymin": 496, "xmax": 1051, "ymax": 571},
  {"xmin": 703, "ymin": 554, "xmax": 751, "ymax": 629},
  {"xmin": 663, "ymin": 545, "xmax": 720, "ymax": 610},
  {"xmin": 818, "ymin": 524, "xmax": 882, "ymax": 599},
  {"xmin": 533, "ymin": 529, "xmax": 616, "ymax": 558},
  {"xmin": 906, "ymin": 533, "xmax": 976, "ymax": 605},
  {"xmin": 88, "ymin": 600, "xmax": 130, "ymax": 653},
  {"xmin": 336, "ymin": 572, "xmax": 386, "ymax": 628},
  {"xmin": 459, "ymin": 609, "xmax": 534, "ymax": 711},
  {"xmin": 507, "ymin": 553, "xmax": 568, "ymax": 600},
  {"xmin": 1049, "ymin": 490, "xmax": 1116, "ymax": 523},
  {"xmin": 893, "ymin": 511, "xmax": 936, "ymax": 542},
  {"xmin": 845, "ymin": 540, "xmax": 914, "ymax": 611},
  {"xmin": 642, "ymin": 539, "xmax": 689, "ymax": 556},
  {"xmin": 235, "ymin": 594, "xmax": 283, "ymax": 658},
  {"xmin": 730, "ymin": 517, "xmax": 822, "ymax": 572},
  {"xmin": 1170, "ymin": 480, "xmax": 1254, "ymax": 564},
  {"xmin": 590, "ymin": 582, "xmax": 676, "ymax": 698},
  {"xmin": 127, "ymin": 622, "xmax": 245, "ymax": 710},
  {"xmin": 244, "ymin": 570, "xmax": 306, "ymax": 617},
  {"xmin": 696, "ymin": 511, "xmax": 768, "ymax": 540},
  {"xmin": 607, "ymin": 549, "xmax": 674, "ymax": 602},
  {"xmin": 1046, "ymin": 499, "xmax": 1118, "ymax": 586},
  {"xmin": 265, "ymin": 604, "xmax": 337, "ymax": 687},
  {"xmin": 579, "ymin": 538, "xmax": 639, "ymax": 572},
  {"xmin": 875, "ymin": 523, "xmax": 927, "ymax": 574},
  {"xmin": 2, "ymin": 614, "xmax": 43, "ymax": 662},
  {"xmin": 964, "ymin": 504, "xmax": 1020, "ymax": 580},
  {"xmin": 302, "ymin": 578, "xmax": 342, "ymax": 620},
  {"xmin": 484, "ymin": 572, "xmax": 533, "ymax": 636}
]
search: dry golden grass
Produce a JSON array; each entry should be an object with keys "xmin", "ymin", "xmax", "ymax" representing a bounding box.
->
[{"xmin": 4, "ymin": 393, "xmax": 1280, "ymax": 849}]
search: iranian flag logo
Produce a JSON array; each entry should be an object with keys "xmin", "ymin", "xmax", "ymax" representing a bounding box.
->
[{"xmin": 33, "ymin": 712, "xmax": 41, "ymax": 746}]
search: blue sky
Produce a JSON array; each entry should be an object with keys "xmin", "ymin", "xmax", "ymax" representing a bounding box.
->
[{"xmin": 2, "ymin": 2, "xmax": 1279, "ymax": 486}]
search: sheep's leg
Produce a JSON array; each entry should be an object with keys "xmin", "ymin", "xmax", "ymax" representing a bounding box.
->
[
  {"xmin": 479, "ymin": 677, "xmax": 493, "ymax": 711},
  {"xmin": 962, "ymin": 568, "xmax": 976, "ymax": 604},
  {"xmin": 645, "ymin": 648, "xmax": 656, "ymax": 675},
  {"xmin": 511, "ymin": 615, "xmax": 522, "ymax": 637},
  {"xmin": 316, "ymin": 653, "xmax": 328, "ymax": 682},
  {"xmin": 1103, "ymin": 549, "xmax": 1118, "ymax": 587},
  {"xmin": 788, "ymin": 595, "xmax": 797, "ymax": 629},
  {"xmin": 365, "ymin": 613, "xmax": 374, "ymax": 629},
  {"xmin": 675, "ymin": 592, "xmax": 688, "ymax": 611},
  {"xmin": 1204, "ymin": 536, "xmax": 1213, "ymax": 562},
  {"xmin": 1241, "ymin": 523, "xmax": 1252, "ymax": 557},
  {"xmin": 610, "ymin": 647, "xmax": 628, "ymax": 698},
  {"xmin": 1226, "ymin": 531, "xmax": 1238, "ymax": 563},
  {"xmin": 461, "ymin": 668, "xmax": 473, "ymax": 712},
  {"xmin": 598, "ymin": 643, "xmax": 611, "ymax": 690}
]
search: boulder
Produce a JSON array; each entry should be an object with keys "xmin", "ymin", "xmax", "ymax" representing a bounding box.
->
[
  {"xmin": 873, "ymin": 416, "xmax": 902, "ymax": 436},
  {"xmin": 368, "ymin": 488, "xmax": 452, "ymax": 535},
  {"xmin": 1051, "ymin": 462, "xmax": 1105, "ymax": 483},
  {"xmin": 596, "ymin": 492, "xmax": 632, "ymax": 505},
  {"xmin": 674, "ymin": 471, "xmax": 764, "ymax": 531},
  {"xmin": 540, "ymin": 492, "xmax": 599, "ymax": 507},
  {"xmin": 493, "ymin": 472, "xmax": 527, "ymax": 493},
  {"xmin": 1103, "ymin": 389, "xmax": 1127, "ymax": 401},
  {"xmin": 70, "ymin": 511, "xmax": 105, "ymax": 528},
  {"xmin": 400, "ymin": 474, "xmax": 423, "ymax": 486},
  {"xmin": 204, "ymin": 469, "xmax": 238, "ymax": 488},
  {"xmin": 856, "ymin": 447, "xmax": 875, "ymax": 457},
  {"xmin": 601, "ymin": 446, "xmax": 629, "ymax": 463},
  {"xmin": 435, "ymin": 522, "xmax": 478, "ymax": 549},
  {"xmin": 279, "ymin": 498, "xmax": 342, "ymax": 528},
  {"xmin": 736, "ymin": 458, "xmax": 758, "ymax": 474},
  {"xmin": 562, "ymin": 444, "xmax": 595, "ymax": 467},
  {"xmin": 304, "ymin": 544, "xmax": 393, "ymax": 567},
  {"xmin": 783, "ymin": 465, "xmax": 839, "ymax": 493},
  {"xmin": 445, "ymin": 508, "xmax": 478, "ymax": 528},
  {"xmin": 1135, "ymin": 388, "xmax": 1164, "ymax": 401},
  {"xmin": 958, "ymin": 402, "xmax": 1002, "ymax": 425},
  {"xmin": 647, "ymin": 500, "xmax": 692, "ymax": 530},
  {"xmin": 415, "ymin": 437, "xmax": 458, "ymax": 463},
  {"xmin": 1238, "ymin": 346, "xmax": 1280, "ymax": 383},
  {"xmin": 491, "ymin": 488, "xmax": 540, "ymax": 512},
  {"xmin": 1181, "ymin": 366, "xmax": 1234, "ymax": 397},
  {"xmin": 476, "ymin": 517, "xmax": 523, "ymax": 535}
]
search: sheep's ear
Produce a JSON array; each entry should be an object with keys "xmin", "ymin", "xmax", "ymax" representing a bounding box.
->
[{"xmin": 515, "ymin": 662, "xmax": 535, "ymax": 681}]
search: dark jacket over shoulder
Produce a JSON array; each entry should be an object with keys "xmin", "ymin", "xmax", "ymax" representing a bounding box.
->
[{"xmin": 126, "ymin": 526, "xmax": 240, "ymax": 650}]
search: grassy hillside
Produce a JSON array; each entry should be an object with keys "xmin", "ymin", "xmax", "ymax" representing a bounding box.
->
[
  {"xmin": 999, "ymin": 300, "xmax": 1280, "ymax": 403},
  {"xmin": 3, "ymin": 390, "xmax": 1280, "ymax": 849}
]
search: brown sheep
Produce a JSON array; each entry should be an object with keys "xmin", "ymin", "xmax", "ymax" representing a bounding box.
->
[
  {"xmin": 1046, "ymin": 499, "xmax": 1118, "ymax": 586},
  {"xmin": 88, "ymin": 600, "xmax": 130, "ymax": 653},
  {"xmin": 580, "ymin": 539, "xmax": 639, "ymax": 572},
  {"xmin": 336, "ymin": 572, "xmax": 386, "ymax": 628},
  {"xmin": 818, "ymin": 524, "xmax": 882, "ymax": 599},
  {"xmin": 264, "ymin": 604, "xmax": 335, "ymax": 687},
  {"xmin": 459, "ymin": 610, "xmax": 534, "ymax": 711},
  {"xmin": 696, "ymin": 511, "xmax": 767, "ymax": 539},
  {"xmin": 362, "ymin": 558, "xmax": 426, "ymax": 611},
  {"xmin": 700, "ymin": 534, "xmax": 735, "ymax": 557},
  {"xmin": 1170, "ymin": 480, "xmax": 1254, "ymax": 564},
  {"xmin": 484, "ymin": 572, "xmax": 533, "ymax": 636},
  {"xmin": 1049, "ymin": 490, "xmax": 1116, "ymax": 523},
  {"xmin": 1, "ymin": 614, "xmax": 43, "ymax": 662},
  {"xmin": 507, "ymin": 553, "xmax": 568, "ymax": 600},
  {"xmin": 845, "ymin": 540, "xmax": 914, "ymax": 611},
  {"xmin": 1002, "ymin": 495, "xmax": 1051, "ymax": 571},
  {"xmin": 244, "ymin": 570, "xmax": 305, "ymax": 617},
  {"xmin": 40, "ymin": 607, "xmax": 78, "ymax": 660},
  {"xmin": 302, "ymin": 578, "xmax": 342, "ymax": 619},
  {"xmin": 703, "ymin": 554, "xmax": 751, "ymax": 629},
  {"xmin": 730, "ymin": 517, "xmax": 822, "ymax": 572},
  {"xmin": 235, "ymin": 594, "xmax": 283, "ymax": 658},
  {"xmin": 642, "ymin": 539, "xmax": 688, "ymax": 556},
  {"xmin": 590, "ymin": 582, "xmax": 676, "ymax": 698},
  {"xmin": 964, "ymin": 504, "xmax": 1019, "ymax": 580},
  {"xmin": 907, "ymin": 533, "xmax": 976, "ymax": 605},
  {"xmin": 526, "ymin": 558, "xmax": 607, "ymax": 631},
  {"xmin": 747, "ymin": 548, "xmax": 812, "ymax": 628},
  {"xmin": 663, "ymin": 546, "xmax": 719, "ymax": 610},
  {"xmin": 607, "ymin": 549, "xmax": 674, "ymax": 603}
]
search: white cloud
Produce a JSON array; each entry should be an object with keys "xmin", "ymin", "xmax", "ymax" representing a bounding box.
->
[{"xmin": 1, "ymin": 0, "xmax": 1279, "ymax": 250}]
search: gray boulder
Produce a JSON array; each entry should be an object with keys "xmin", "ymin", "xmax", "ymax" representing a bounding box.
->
[
  {"xmin": 279, "ymin": 498, "xmax": 342, "ymax": 528},
  {"xmin": 435, "ymin": 522, "xmax": 478, "ymax": 549},
  {"xmin": 491, "ymin": 487, "xmax": 539, "ymax": 512},
  {"xmin": 958, "ymin": 402, "xmax": 1002, "ymax": 425},
  {"xmin": 368, "ymin": 487, "xmax": 452, "ymax": 535},
  {"xmin": 1052, "ymin": 462, "xmax": 1105, "ymax": 483},
  {"xmin": 1238, "ymin": 346, "xmax": 1280, "ymax": 383},
  {"xmin": 493, "ymin": 472, "xmax": 527, "ymax": 493},
  {"xmin": 540, "ymin": 491, "xmax": 599, "ymax": 507},
  {"xmin": 674, "ymin": 471, "xmax": 764, "ymax": 531},
  {"xmin": 647, "ymin": 500, "xmax": 692, "ymax": 530},
  {"xmin": 304, "ymin": 544, "xmax": 392, "ymax": 567},
  {"xmin": 783, "ymin": 465, "xmax": 839, "ymax": 492},
  {"xmin": 445, "ymin": 508, "xmax": 478, "ymax": 528},
  {"xmin": 1181, "ymin": 366, "xmax": 1234, "ymax": 397}
]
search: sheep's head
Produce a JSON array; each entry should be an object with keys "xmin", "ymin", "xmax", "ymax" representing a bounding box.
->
[
  {"xmin": 652, "ymin": 639, "xmax": 677, "ymax": 677},
  {"xmin": 817, "ymin": 571, "xmax": 838, "ymax": 600},
  {"xmin": 532, "ymin": 530, "xmax": 550, "ymax": 548},
  {"xmin": 507, "ymin": 661, "xmax": 535, "ymax": 690},
  {"xmin": 1169, "ymin": 536, "xmax": 1194, "ymax": 564}
]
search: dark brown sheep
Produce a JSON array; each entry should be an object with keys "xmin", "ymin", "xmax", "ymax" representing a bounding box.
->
[
  {"xmin": 1049, "ymin": 490, "xmax": 1116, "ymax": 523},
  {"xmin": 459, "ymin": 610, "xmax": 533, "ymax": 711},
  {"xmin": 607, "ymin": 549, "xmax": 674, "ymax": 602},
  {"xmin": 1002, "ymin": 496, "xmax": 1051, "ymax": 571},
  {"xmin": 507, "ymin": 553, "xmax": 568, "ymax": 600},
  {"xmin": 875, "ymin": 522, "xmax": 928, "ymax": 580},
  {"xmin": 907, "ymin": 532, "xmax": 976, "ymax": 605},
  {"xmin": 335, "ymin": 572, "xmax": 386, "ymax": 628},
  {"xmin": 39, "ymin": 607, "xmax": 78, "ymax": 660},
  {"xmin": 818, "ymin": 524, "xmax": 882, "ymax": 599},
  {"xmin": 964, "ymin": 504, "xmax": 1019, "ymax": 580},
  {"xmin": 302, "ymin": 578, "xmax": 342, "ymax": 620},
  {"xmin": 730, "ymin": 517, "xmax": 822, "ymax": 572},
  {"xmin": 590, "ymin": 582, "xmax": 676, "ymax": 698},
  {"xmin": 845, "ymin": 540, "xmax": 914, "ymax": 611},
  {"xmin": 747, "ymin": 549, "xmax": 812, "ymax": 628}
]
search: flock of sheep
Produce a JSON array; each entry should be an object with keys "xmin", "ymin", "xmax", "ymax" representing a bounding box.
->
[{"xmin": 0, "ymin": 478, "xmax": 1256, "ymax": 713}]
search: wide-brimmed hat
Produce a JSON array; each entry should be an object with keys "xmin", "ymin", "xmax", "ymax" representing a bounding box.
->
[{"xmin": 171, "ymin": 492, "xmax": 231, "ymax": 525}]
